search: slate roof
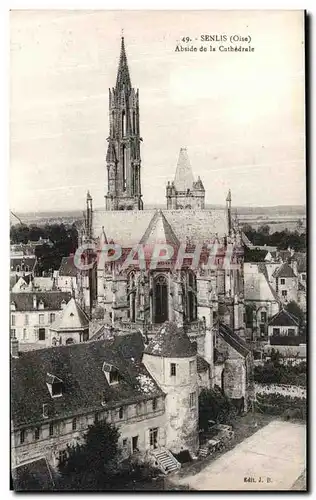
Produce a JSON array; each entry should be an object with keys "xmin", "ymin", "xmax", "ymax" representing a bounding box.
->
[
  {"xmin": 10, "ymin": 256, "xmax": 37, "ymax": 272},
  {"xmin": 93, "ymin": 208, "xmax": 228, "ymax": 247},
  {"xmin": 173, "ymin": 148, "xmax": 195, "ymax": 192},
  {"xmin": 10, "ymin": 291, "xmax": 72, "ymax": 312},
  {"xmin": 197, "ymin": 355, "xmax": 210, "ymax": 373},
  {"xmin": 11, "ymin": 333, "xmax": 163, "ymax": 428},
  {"xmin": 50, "ymin": 298, "xmax": 89, "ymax": 332},
  {"xmin": 144, "ymin": 322, "xmax": 197, "ymax": 358},
  {"xmin": 12, "ymin": 457, "xmax": 55, "ymax": 491},
  {"xmin": 219, "ymin": 323, "xmax": 250, "ymax": 358},
  {"xmin": 273, "ymin": 262, "xmax": 297, "ymax": 278},
  {"xmin": 59, "ymin": 256, "xmax": 77, "ymax": 277},
  {"xmin": 268, "ymin": 309, "xmax": 299, "ymax": 327}
]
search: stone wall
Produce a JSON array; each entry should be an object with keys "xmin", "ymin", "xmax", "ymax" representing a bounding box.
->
[{"xmin": 143, "ymin": 353, "xmax": 199, "ymax": 454}]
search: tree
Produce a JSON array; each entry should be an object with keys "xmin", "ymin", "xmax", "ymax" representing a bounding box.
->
[
  {"xmin": 258, "ymin": 224, "xmax": 270, "ymax": 236},
  {"xmin": 285, "ymin": 300, "xmax": 305, "ymax": 325},
  {"xmin": 198, "ymin": 387, "xmax": 237, "ymax": 432},
  {"xmin": 58, "ymin": 420, "xmax": 120, "ymax": 491}
]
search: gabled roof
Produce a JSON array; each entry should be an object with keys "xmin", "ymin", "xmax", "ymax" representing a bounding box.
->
[
  {"xmin": 273, "ymin": 262, "xmax": 297, "ymax": 278},
  {"xmin": 11, "ymin": 333, "xmax": 163, "ymax": 428},
  {"xmin": 10, "ymin": 291, "xmax": 72, "ymax": 312},
  {"xmin": 144, "ymin": 322, "xmax": 196, "ymax": 358},
  {"xmin": 139, "ymin": 210, "xmax": 180, "ymax": 247},
  {"xmin": 59, "ymin": 256, "xmax": 77, "ymax": 277},
  {"xmin": 219, "ymin": 323, "xmax": 250, "ymax": 358},
  {"xmin": 244, "ymin": 263, "xmax": 279, "ymax": 302},
  {"xmin": 50, "ymin": 298, "xmax": 89, "ymax": 332},
  {"xmin": 268, "ymin": 309, "xmax": 299, "ymax": 327},
  {"xmin": 173, "ymin": 148, "xmax": 194, "ymax": 192}
]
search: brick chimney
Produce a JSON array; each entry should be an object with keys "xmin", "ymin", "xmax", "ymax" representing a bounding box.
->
[{"xmin": 11, "ymin": 335, "xmax": 19, "ymax": 358}]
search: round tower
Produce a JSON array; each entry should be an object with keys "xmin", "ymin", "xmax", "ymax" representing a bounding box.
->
[{"xmin": 142, "ymin": 322, "xmax": 199, "ymax": 454}]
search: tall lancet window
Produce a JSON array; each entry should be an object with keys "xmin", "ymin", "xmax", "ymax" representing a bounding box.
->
[
  {"xmin": 187, "ymin": 271, "xmax": 197, "ymax": 322},
  {"xmin": 112, "ymin": 111, "xmax": 115, "ymax": 136},
  {"xmin": 127, "ymin": 272, "xmax": 136, "ymax": 322},
  {"xmin": 132, "ymin": 111, "xmax": 136, "ymax": 134},
  {"xmin": 122, "ymin": 110, "xmax": 126, "ymax": 137},
  {"xmin": 122, "ymin": 145, "xmax": 126, "ymax": 191},
  {"xmin": 153, "ymin": 275, "xmax": 168, "ymax": 324}
]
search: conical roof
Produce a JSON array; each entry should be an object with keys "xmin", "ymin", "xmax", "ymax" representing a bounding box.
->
[
  {"xmin": 144, "ymin": 322, "xmax": 196, "ymax": 358},
  {"xmin": 174, "ymin": 148, "xmax": 194, "ymax": 192},
  {"xmin": 50, "ymin": 298, "xmax": 89, "ymax": 332},
  {"xmin": 139, "ymin": 210, "xmax": 180, "ymax": 247},
  {"xmin": 115, "ymin": 37, "xmax": 131, "ymax": 91}
]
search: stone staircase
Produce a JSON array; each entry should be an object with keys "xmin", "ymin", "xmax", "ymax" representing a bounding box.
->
[
  {"xmin": 150, "ymin": 448, "xmax": 181, "ymax": 475},
  {"xmin": 198, "ymin": 444, "xmax": 209, "ymax": 458}
]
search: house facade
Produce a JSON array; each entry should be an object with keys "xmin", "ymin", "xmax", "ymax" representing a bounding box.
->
[
  {"xmin": 267, "ymin": 309, "xmax": 300, "ymax": 346},
  {"xmin": 10, "ymin": 291, "xmax": 72, "ymax": 348}
]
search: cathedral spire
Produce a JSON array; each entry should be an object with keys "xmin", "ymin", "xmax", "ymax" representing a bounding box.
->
[{"xmin": 115, "ymin": 36, "xmax": 131, "ymax": 91}]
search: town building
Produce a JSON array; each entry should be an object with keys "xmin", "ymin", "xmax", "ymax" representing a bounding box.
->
[
  {"xmin": 10, "ymin": 291, "xmax": 72, "ymax": 349},
  {"xmin": 267, "ymin": 309, "xmax": 301, "ymax": 346},
  {"xmin": 272, "ymin": 262, "xmax": 298, "ymax": 304},
  {"xmin": 12, "ymin": 275, "xmax": 55, "ymax": 293},
  {"xmin": 49, "ymin": 297, "xmax": 89, "ymax": 346},
  {"xmin": 56, "ymin": 255, "xmax": 91, "ymax": 312},
  {"xmin": 11, "ymin": 322, "xmax": 251, "ymax": 473},
  {"xmin": 244, "ymin": 263, "xmax": 280, "ymax": 341}
]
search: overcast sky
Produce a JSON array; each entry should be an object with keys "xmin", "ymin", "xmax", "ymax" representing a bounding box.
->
[{"xmin": 10, "ymin": 10, "xmax": 305, "ymax": 212}]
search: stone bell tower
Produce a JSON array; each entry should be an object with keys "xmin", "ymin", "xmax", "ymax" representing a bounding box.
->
[{"xmin": 105, "ymin": 37, "xmax": 143, "ymax": 211}]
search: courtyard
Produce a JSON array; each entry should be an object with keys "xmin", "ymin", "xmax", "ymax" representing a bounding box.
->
[{"xmin": 170, "ymin": 420, "xmax": 306, "ymax": 491}]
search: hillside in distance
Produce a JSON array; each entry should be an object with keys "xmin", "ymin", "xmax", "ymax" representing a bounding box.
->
[{"xmin": 11, "ymin": 204, "xmax": 306, "ymax": 228}]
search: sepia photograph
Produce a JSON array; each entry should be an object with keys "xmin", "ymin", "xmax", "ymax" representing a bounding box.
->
[{"xmin": 9, "ymin": 9, "xmax": 306, "ymax": 492}]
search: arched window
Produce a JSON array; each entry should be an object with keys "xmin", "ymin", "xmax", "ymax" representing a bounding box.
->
[
  {"xmin": 187, "ymin": 271, "xmax": 197, "ymax": 322},
  {"xmin": 153, "ymin": 275, "xmax": 168, "ymax": 323},
  {"xmin": 16, "ymin": 265, "xmax": 20, "ymax": 272},
  {"xmin": 66, "ymin": 338, "xmax": 74, "ymax": 345}
]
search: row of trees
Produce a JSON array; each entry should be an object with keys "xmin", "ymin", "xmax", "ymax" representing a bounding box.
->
[
  {"xmin": 10, "ymin": 223, "xmax": 78, "ymax": 275},
  {"xmin": 254, "ymin": 348, "xmax": 306, "ymax": 386},
  {"xmin": 242, "ymin": 224, "xmax": 306, "ymax": 252}
]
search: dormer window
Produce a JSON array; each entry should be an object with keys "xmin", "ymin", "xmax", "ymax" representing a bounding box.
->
[
  {"xmin": 46, "ymin": 373, "xmax": 63, "ymax": 398},
  {"xmin": 10, "ymin": 302, "xmax": 16, "ymax": 311},
  {"xmin": 38, "ymin": 300, "xmax": 45, "ymax": 310},
  {"xmin": 102, "ymin": 362, "xmax": 121, "ymax": 385}
]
